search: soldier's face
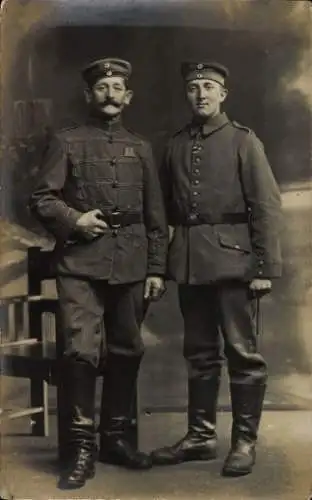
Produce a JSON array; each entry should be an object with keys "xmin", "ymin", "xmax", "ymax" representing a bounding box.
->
[
  {"xmin": 186, "ymin": 79, "xmax": 227, "ymax": 119},
  {"xmin": 85, "ymin": 76, "xmax": 133, "ymax": 117}
]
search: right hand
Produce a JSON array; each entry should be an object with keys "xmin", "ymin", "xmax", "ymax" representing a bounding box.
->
[{"xmin": 76, "ymin": 209, "xmax": 108, "ymax": 240}]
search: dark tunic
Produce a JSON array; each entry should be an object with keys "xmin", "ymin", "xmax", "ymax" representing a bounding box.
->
[{"xmin": 30, "ymin": 116, "xmax": 168, "ymax": 283}]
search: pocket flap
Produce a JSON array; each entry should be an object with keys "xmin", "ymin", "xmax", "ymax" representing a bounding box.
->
[{"xmin": 218, "ymin": 230, "xmax": 251, "ymax": 253}]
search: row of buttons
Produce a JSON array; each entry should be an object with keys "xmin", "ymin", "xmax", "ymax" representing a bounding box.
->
[
  {"xmin": 190, "ymin": 140, "xmax": 203, "ymax": 210},
  {"xmin": 257, "ymin": 259, "xmax": 265, "ymax": 276}
]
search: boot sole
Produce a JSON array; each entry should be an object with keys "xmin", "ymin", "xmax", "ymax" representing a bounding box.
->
[
  {"xmin": 152, "ymin": 451, "xmax": 217, "ymax": 466},
  {"xmin": 221, "ymin": 466, "xmax": 252, "ymax": 477},
  {"xmin": 58, "ymin": 467, "xmax": 95, "ymax": 489},
  {"xmin": 99, "ymin": 455, "xmax": 152, "ymax": 470}
]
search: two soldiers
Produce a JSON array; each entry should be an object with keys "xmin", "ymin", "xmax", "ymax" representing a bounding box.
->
[{"xmin": 30, "ymin": 57, "xmax": 282, "ymax": 488}]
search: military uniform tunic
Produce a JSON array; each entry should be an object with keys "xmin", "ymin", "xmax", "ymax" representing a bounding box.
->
[
  {"xmin": 161, "ymin": 112, "xmax": 282, "ymax": 284},
  {"xmin": 30, "ymin": 116, "xmax": 168, "ymax": 282}
]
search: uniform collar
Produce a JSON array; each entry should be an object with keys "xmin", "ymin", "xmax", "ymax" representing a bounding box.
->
[
  {"xmin": 86, "ymin": 113, "xmax": 123, "ymax": 133},
  {"xmin": 189, "ymin": 112, "xmax": 229, "ymax": 138}
]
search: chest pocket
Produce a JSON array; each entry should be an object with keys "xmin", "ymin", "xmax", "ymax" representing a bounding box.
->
[
  {"xmin": 117, "ymin": 147, "xmax": 143, "ymax": 187},
  {"xmin": 117, "ymin": 154, "xmax": 144, "ymax": 210},
  {"xmin": 71, "ymin": 157, "xmax": 114, "ymax": 183},
  {"xmin": 67, "ymin": 150, "xmax": 115, "ymax": 207}
]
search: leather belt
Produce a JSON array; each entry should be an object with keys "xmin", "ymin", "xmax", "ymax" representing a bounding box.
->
[
  {"xmin": 178, "ymin": 212, "xmax": 249, "ymax": 226},
  {"xmin": 101, "ymin": 211, "xmax": 143, "ymax": 229}
]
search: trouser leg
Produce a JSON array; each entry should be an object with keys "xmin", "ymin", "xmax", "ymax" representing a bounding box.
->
[
  {"xmin": 217, "ymin": 282, "xmax": 267, "ymax": 476},
  {"xmin": 98, "ymin": 282, "xmax": 152, "ymax": 469},
  {"xmin": 152, "ymin": 285, "xmax": 221, "ymax": 465},
  {"xmin": 56, "ymin": 276, "xmax": 105, "ymax": 488}
]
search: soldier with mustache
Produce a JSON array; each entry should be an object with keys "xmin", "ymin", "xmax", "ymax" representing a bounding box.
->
[
  {"xmin": 152, "ymin": 62, "xmax": 282, "ymax": 477},
  {"xmin": 30, "ymin": 58, "xmax": 168, "ymax": 489}
]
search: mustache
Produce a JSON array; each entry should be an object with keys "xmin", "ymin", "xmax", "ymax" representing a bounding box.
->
[{"xmin": 99, "ymin": 98, "xmax": 121, "ymax": 107}]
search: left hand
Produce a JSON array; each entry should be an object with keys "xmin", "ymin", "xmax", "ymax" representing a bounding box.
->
[
  {"xmin": 144, "ymin": 276, "xmax": 166, "ymax": 301},
  {"xmin": 249, "ymin": 278, "xmax": 272, "ymax": 294}
]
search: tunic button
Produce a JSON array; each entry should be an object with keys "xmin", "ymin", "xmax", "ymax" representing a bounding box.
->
[
  {"xmin": 193, "ymin": 179, "xmax": 199, "ymax": 185},
  {"xmin": 110, "ymin": 157, "xmax": 117, "ymax": 165},
  {"xmin": 259, "ymin": 260, "xmax": 264, "ymax": 265},
  {"xmin": 193, "ymin": 191, "xmax": 199, "ymax": 196},
  {"xmin": 258, "ymin": 270, "xmax": 263, "ymax": 275},
  {"xmin": 194, "ymin": 169, "xmax": 200, "ymax": 174},
  {"xmin": 192, "ymin": 143, "xmax": 202, "ymax": 152},
  {"xmin": 188, "ymin": 213, "xmax": 198, "ymax": 221},
  {"xmin": 194, "ymin": 157, "xmax": 201, "ymax": 164},
  {"xmin": 191, "ymin": 202, "xmax": 197, "ymax": 208}
]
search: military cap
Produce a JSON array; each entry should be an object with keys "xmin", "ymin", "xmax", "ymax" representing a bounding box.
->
[
  {"xmin": 81, "ymin": 58, "xmax": 132, "ymax": 87},
  {"xmin": 181, "ymin": 61, "xmax": 229, "ymax": 86}
]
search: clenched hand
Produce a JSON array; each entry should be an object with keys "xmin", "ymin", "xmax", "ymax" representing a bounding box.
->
[
  {"xmin": 249, "ymin": 278, "xmax": 272, "ymax": 294},
  {"xmin": 144, "ymin": 276, "xmax": 166, "ymax": 301},
  {"xmin": 76, "ymin": 209, "xmax": 108, "ymax": 240}
]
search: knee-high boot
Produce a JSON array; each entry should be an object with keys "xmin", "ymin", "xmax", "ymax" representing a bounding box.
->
[
  {"xmin": 58, "ymin": 359, "xmax": 97, "ymax": 489},
  {"xmin": 222, "ymin": 383, "xmax": 266, "ymax": 477},
  {"xmin": 152, "ymin": 375, "xmax": 220, "ymax": 465},
  {"xmin": 98, "ymin": 352, "xmax": 152, "ymax": 469}
]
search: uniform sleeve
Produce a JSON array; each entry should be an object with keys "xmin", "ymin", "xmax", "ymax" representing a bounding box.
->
[
  {"xmin": 239, "ymin": 131, "xmax": 283, "ymax": 279},
  {"xmin": 158, "ymin": 140, "xmax": 174, "ymax": 224},
  {"xmin": 141, "ymin": 141, "xmax": 169, "ymax": 276},
  {"xmin": 29, "ymin": 134, "xmax": 83, "ymax": 242}
]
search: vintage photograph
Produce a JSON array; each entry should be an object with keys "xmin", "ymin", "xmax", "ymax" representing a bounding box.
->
[{"xmin": 0, "ymin": 0, "xmax": 311, "ymax": 499}]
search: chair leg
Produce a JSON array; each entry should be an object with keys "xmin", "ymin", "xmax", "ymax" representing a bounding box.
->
[{"xmin": 30, "ymin": 377, "xmax": 49, "ymax": 436}]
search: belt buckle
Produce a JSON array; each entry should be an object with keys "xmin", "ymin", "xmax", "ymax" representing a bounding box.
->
[
  {"xmin": 188, "ymin": 212, "xmax": 198, "ymax": 223},
  {"xmin": 110, "ymin": 211, "xmax": 121, "ymax": 229}
]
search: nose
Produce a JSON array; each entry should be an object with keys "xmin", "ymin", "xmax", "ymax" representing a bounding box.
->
[
  {"xmin": 107, "ymin": 86, "xmax": 114, "ymax": 98},
  {"xmin": 197, "ymin": 86, "xmax": 206, "ymax": 100}
]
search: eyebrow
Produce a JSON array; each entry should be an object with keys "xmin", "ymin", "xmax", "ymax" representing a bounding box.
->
[{"xmin": 187, "ymin": 82, "xmax": 218, "ymax": 89}]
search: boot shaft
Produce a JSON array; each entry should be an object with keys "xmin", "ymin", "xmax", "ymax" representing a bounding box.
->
[
  {"xmin": 230, "ymin": 383, "xmax": 266, "ymax": 444},
  {"xmin": 60, "ymin": 359, "xmax": 97, "ymax": 436},
  {"xmin": 99, "ymin": 353, "xmax": 142, "ymax": 448},
  {"xmin": 187, "ymin": 376, "xmax": 221, "ymax": 437}
]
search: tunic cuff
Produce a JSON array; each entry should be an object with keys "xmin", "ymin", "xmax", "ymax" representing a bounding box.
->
[{"xmin": 248, "ymin": 260, "xmax": 282, "ymax": 280}]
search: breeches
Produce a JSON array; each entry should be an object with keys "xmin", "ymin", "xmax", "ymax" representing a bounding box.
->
[
  {"xmin": 56, "ymin": 276, "xmax": 147, "ymax": 368},
  {"xmin": 179, "ymin": 282, "xmax": 267, "ymax": 385}
]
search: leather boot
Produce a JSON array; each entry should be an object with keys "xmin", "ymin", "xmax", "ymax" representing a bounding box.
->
[
  {"xmin": 58, "ymin": 359, "xmax": 97, "ymax": 489},
  {"xmin": 222, "ymin": 383, "xmax": 266, "ymax": 477},
  {"xmin": 98, "ymin": 353, "xmax": 152, "ymax": 470},
  {"xmin": 152, "ymin": 376, "xmax": 219, "ymax": 465}
]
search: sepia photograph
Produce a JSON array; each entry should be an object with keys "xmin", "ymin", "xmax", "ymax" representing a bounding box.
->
[{"xmin": 0, "ymin": 0, "xmax": 311, "ymax": 499}]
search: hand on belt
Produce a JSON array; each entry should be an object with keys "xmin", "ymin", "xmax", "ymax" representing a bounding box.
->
[{"xmin": 99, "ymin": 211, "xmax": 143, "ymax": 228}]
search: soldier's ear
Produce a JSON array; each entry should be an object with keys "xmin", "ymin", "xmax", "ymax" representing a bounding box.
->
[
  {"xmin": 84, "ymin": 87, "xmax": 92, "ymax": 104},
  {"xmin": 220, "ymin": 86, "xmax": 228, "ymax": 103},
  {"xmin": 124, "ymin": 89, "xmax": 133, "ymax": 106}
]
